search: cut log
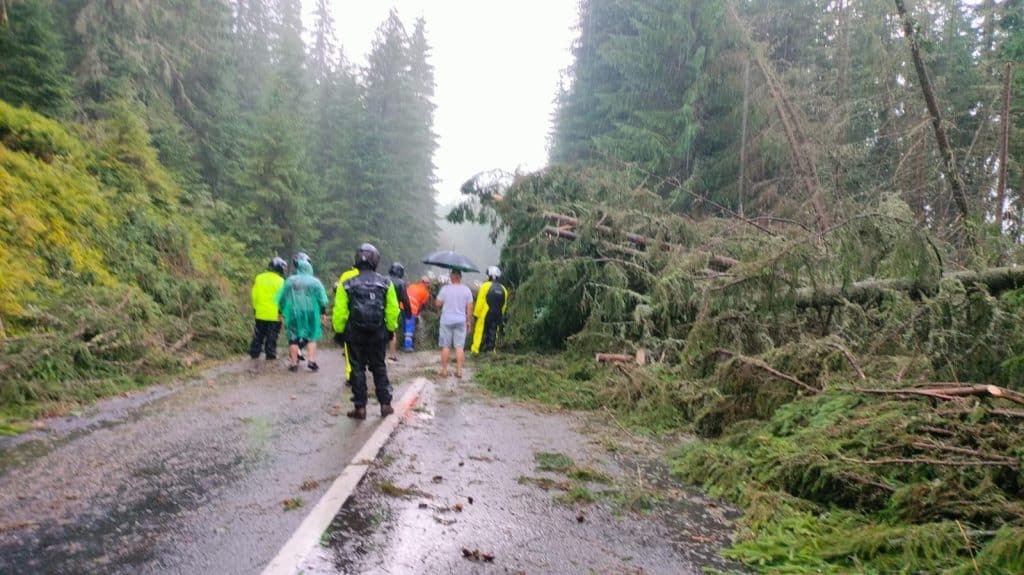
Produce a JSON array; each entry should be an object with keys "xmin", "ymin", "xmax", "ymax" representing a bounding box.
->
[
  {"xmin": 596, "ymin": 353, "xmax": 635, "ymax": 364},
  {"xmin": 542, "ymin": 226, "xmax": 578, "ymax": 240},
  {"xmin": 596, "ymin": 350, "xmax": 648, "ymax": 364}
]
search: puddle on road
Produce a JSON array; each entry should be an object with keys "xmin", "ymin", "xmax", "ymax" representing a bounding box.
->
[{"xmin": 301, "ymin": 494, "xmax": 395, "ymax": 575}]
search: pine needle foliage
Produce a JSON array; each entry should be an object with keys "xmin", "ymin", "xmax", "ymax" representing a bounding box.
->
[
  {"xmin": 466, "ymin": 166, "xmax": 1024, "ymax": 572},
  {"xmin": 0, "ymin": 101, "xmax": 248, "ymax": 424}
]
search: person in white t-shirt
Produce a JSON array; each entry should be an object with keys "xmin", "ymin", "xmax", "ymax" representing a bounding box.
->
[{"xmin": 434, "ymin": 270, "xmax": 474, "ymax": 378}]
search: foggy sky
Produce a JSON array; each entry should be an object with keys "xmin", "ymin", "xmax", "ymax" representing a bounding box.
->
[{"xmin": 314, "ymin": 0, "xmax": 579, "ymax": 205}]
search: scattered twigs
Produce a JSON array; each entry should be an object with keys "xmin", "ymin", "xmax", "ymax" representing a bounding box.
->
[
  {"xmin": 910, "ymin": 441, "xmax": 1020, "ymax": 467},
  {"xmin": 956, "ymin": 519, "xmax": 982, "ymax": 575},
  {"xmin": 824, "ymin": 341, "xmax": 866, "ymax": 380},
  {"xmin": 715, "ymin": 349, "xmax": 819, "ymax": 394}
]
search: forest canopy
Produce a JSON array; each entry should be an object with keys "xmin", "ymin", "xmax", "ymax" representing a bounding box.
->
[{"xmin": 0, "ymin": 0, "xmax": 440, "ymax": 426}]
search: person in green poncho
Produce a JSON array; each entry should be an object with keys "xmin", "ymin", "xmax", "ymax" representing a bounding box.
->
[{"xmin": 276, "ymin": 259, "xmax": 329, "ymax": 372}]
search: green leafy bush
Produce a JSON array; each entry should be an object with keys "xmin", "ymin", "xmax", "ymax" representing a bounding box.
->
[{"xmin": 0, "ymin": 100, "xmax": 249, "ymax": 424}]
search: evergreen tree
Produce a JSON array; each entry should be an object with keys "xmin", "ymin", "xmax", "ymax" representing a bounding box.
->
[
  {"xmin": 0, "ymin": 0, "xmax": 73, "ymax": 118},
  {"xmin": 404, "ymin": 17, "xmax": 441, "ymax": 259},
  {"xmin": 237, "ymin": 0, "xmax": 314, "ymax": 255},
  {"xmin": 361, "ymin": 11, "xmax": 418, "ymax": 261},
  {"xmin": 309, "ymin": 0, "xmax": 366, "ymax": 272},
  {"xmin": 550, "ymin": 0, "xmax": 632, "ymax": 165}
]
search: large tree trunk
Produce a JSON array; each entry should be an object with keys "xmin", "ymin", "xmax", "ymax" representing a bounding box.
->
[
  {"xmin": 726, "ymin": 4, "xmax": 829, "ymax": 233},
  {"xmin": 995, "ymin": 62, "xmax": 1014, "ymax": 228},
  {"xmin": 739, "ymin": 57, "xmax": 751, "ymax": 218},
  {"xmin": 795, "ymin": 266, "xmax": 1024, "ymax": 307},
  {"xmin": 894, "ymin": 0, "xmax": 973, "ymax": 244}
]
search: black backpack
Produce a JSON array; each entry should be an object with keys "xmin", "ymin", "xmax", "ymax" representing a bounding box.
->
[{"xmin": 344, "ymin": 271, "xmax": 390, "ymax": 332}]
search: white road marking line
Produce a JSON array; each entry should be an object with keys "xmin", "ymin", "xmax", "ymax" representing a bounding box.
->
[{"xmin": 260, "ymin": 377, "xmax": 428, "ymax": 575}]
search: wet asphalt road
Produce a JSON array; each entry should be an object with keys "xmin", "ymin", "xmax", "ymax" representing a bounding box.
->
[
  {"xmin": 300, "ymin": 372, "xmax": 740, "ymax": 574},
  {"xmin": 0, "ymin": 348, "xmax": 437, "ymax": 575}
]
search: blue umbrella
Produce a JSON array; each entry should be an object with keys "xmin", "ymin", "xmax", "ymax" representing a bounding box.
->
[{"xmin": 421, "ymin": 250, "xmax": 479, "ymax": 273}]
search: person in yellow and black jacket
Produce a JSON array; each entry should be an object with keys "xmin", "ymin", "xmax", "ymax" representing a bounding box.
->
[
  {"xmin": 248, "ymin": 257, "xmax": 287, "ymax": 372},
  {"xmin": 333, "ymin": 244, "xmax": 400, "ymax": 420},
  {"xmin": 471, "ymin": 266, "xmax": 509, "ymax": 354},
  {"xmin": 336, "ymin": 265, "xmax": 358, "ymax": 386}
]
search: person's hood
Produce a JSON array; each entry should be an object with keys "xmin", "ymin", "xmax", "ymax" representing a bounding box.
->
[{"xmin": 297, "ymin": 260, "xmax": 314, "ymax": 275}]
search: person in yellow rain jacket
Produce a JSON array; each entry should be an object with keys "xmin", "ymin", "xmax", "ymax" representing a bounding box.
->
[
  {"xmin": 248, "ymin": 257, "xmax": 288, "ymax": 372},
  {"xmin": 471, "ymin": 266, "xmax": 509, "ymax": 354},
  {"xmin": 336, "ymin": 265, "xmax": 359, "ymax": 385},
  {"xmin": 332, "ymin": 244, "xmax": 400, "ymax": 419}
]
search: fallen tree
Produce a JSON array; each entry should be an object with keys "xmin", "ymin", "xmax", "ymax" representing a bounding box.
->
[
  {"xmin": 541, "ymin": 213, "xmax": 740, "ymax": 271},
  {"xmin": 455, "ymin": 166, "xmax": 1024, "ymax": 573},
  {"xmin": 795, "ymin": 266, "xmax": 1024, "ymax": 307}
]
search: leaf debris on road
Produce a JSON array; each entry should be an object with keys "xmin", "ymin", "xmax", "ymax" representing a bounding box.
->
[{"xmin": 461, "ymin": 547, "xmax": 495, "ymax": 562}]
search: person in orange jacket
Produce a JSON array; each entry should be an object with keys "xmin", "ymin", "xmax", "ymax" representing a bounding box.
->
[{"xmin": 405, "ymin": 275, "xmax": 432, "ymax": 350}]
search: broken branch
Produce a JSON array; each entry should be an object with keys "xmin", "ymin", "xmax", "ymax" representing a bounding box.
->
[
  {"xmin": 839, "ymin": 454, "xmax": 1018, "ymax": 468},
  {"xmin": 824, "ymin": 341, "xmax": 866, "ymax": 380},
  {"xmin": 715, "ymin": 349, "xmax": 819, "ymax": 394},
  {"xmin": 856, "ymin": 384, "xmax": 1024, "ymax": 407}
]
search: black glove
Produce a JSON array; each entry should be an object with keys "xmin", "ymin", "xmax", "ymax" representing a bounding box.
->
[{"xmin": 334, "ymin": 332, "xmax": 346, "ymax": 346}]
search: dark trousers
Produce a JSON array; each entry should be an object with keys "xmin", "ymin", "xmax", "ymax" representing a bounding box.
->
[
  {"xmin": 249, "ymin": 320, "xmax": 281, "ymax": 359},
  {"xmin": 481, "ymin": 313, "xmax": 501, "ymax": 352},
  {"xmin": 348, "ymin": 338, "xmax": 392, "ymax": 407}
]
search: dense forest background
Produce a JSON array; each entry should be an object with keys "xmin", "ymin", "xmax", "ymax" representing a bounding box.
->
[
  {"xmin": 0, "ymin": 0, "xmax": 439, "ymax": 424},
  {"xmin": 549, "ymin": 0, "xmax": 1022, "ymax": 250},
  {"xmin": 0, "ymin": 0, "xmax": 439, "ymax": 272}
]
